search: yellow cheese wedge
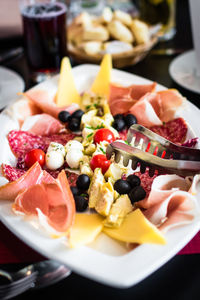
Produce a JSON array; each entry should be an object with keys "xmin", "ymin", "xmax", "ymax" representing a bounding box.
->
[
  {"xmin": 90, "ymin": 54, "xmax": 112, "ymax": 97},
  {"xmin": 55, "ymin": 57, "xmax": 81, "ymax": 107},
  {"xmin": 68, "ymin": 213, "xmax": 104, "ymax": 248},
  {"xmin": 103, "ymin": 209, "xmax": 166, "ymax": 245}
]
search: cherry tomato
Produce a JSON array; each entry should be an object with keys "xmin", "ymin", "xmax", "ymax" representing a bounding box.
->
[
  {"xmin": 25, "ymin": 149, "xmax": 45, "ymax": 168},
  {"xmin": 90, "ymin": 154, "xmax": 111, "ymax": 174},
  {"xmin": 93, "ymin": 128, "xmax": 115, "ymax": 144}
]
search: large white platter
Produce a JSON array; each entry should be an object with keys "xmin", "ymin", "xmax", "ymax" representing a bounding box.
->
[{"xmin": 0, "ymin": 65, "xmax": 200, "ymax": 288}]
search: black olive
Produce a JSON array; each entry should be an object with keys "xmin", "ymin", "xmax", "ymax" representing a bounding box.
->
[
  {"xmin": 70, "ymin": 186, "xmax": 80, "ymax": 196},
  {"xmin": 128, "ymin": 186, "xmax": 146, "ymax": 204},
  {"xmin": 71, "ymin": 109, "xmax": 84, "ymax": 120},
  {"xmin": 114, "ymin": 179, "xmax": 132, "ymax": 195},
  {"xmin": 68, "ymin": 118, "xmax": 80, "ymax": 131},
  {"xmin": 126, "ymin": 174, "xmax": 141, "ymax": 188},
  {"xmin": 124, "ymin": 114, "xmax": 137, "ymax": 128},
  {"xmin": 76, "ymin": 174, "xmax": 90, "ymax": 191},
  {"xmin": 74, "ymin": 195, "xmax": 88, "ymax": 212},
  {"xmin": 58, "ymin": 111, "xmax": 71, "ymax": 123},
  {"xmin": 114, "ymin": 114, "xmax": 124, "ymax": 120},
  {"xmin": 112, "ymin": 119, "xmax": 126, "ymax": 132}
]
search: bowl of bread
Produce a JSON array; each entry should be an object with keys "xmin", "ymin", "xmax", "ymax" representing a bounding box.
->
[{"xmin": 67, "ymin": 7, "xmax": 159, "ymax": 68}]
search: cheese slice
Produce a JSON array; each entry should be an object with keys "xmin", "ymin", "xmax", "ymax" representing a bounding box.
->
[
  {"xmin": 55, "ymin": 57, "xmax": 81, "ymax": 107},
  {"xmin": 68, "ymin": 213, "xmax": 104, "ymax": 248},
  {"xmin": 103, "ymin": 209, "xmax": 166, "ymax": 245},
  {"xmin": 90, "ymin": 54, "xmax": 112, "ymax": 97}
]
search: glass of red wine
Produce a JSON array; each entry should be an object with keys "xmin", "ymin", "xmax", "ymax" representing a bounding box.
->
[{"xmin": 19, "ymin": 0, "xmax": 67, "ymax": 83}]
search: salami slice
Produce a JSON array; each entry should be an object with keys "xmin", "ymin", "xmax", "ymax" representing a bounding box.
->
[
  {"xmin": 134, "ymin": 170, "xmax": 158, "ymax": 197},
  {"xmin": 8, "ymin": 130, "xmax": 76, "ymax": 158},
  {"xmin": 2, "ymin": 164, "xmax": 78, "ymax": 186},
  {"xmin": 150, "ymin": 118, "xmax": 187, "ymax": 144},
  {"xmin": 118, "ymin": 118, "xmax": 187, "ymax": 144},
  {"xmin": 2, "ymin": 164, "xmax": 26, "ymax": 182}
]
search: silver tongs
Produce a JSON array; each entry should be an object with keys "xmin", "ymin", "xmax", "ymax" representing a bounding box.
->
[{"xmin": 106, "ymin": 124, "xmax": 200, "ymax": 177}]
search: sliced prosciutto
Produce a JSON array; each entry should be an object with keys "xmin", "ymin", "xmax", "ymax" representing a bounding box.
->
[
  {"xmin": 129, "ymin": 92, "xmax": 163, "ymax": 127},
  {"xmin": 25, "ymin": 90, "xmax": 79, "ymax": 119},
  {"xmin": 14, "ymin": 170, "xmax": 75, "ymax": 233},
  {"xmin": 4, "ymin": 98, "xmax": 42, "ymax": 127},
  {"xmin": 0, "ymin": 162, "xmax": 54, "ymax": 201},
  {"xmin": 21, "ymin": 113, "xmax": 64, "ymax": 136},
  {"xmin": 158, "ymin": 89, "xmax": 185, "ymax": 122},
  {"xmin": 137, "ymin": 174, "xmax": 199, "ymax": 232},
  {"xmin": 109, "ymin": 82, "xmax": 156, "ymax": 115},
  {"xmin": 8, "ymin": 130, "xmax": 75, "ymax": 158},
  {"xmin": 129, "ymin": 89, "xmax": 185, "ymax": 127}
]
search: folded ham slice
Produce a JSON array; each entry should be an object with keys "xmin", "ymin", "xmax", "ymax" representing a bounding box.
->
[
  {"xmin": 21, "ymin": 113, "xmax": 64, "ymax": 136},
  {"xmin": 25, "ymin": 90, "xmax": 79, "ymax": 119},
  {"xmin": 4, "ymin": 98, "xmax": 42, "ymax": 127},
  {"xmin": 109, "ymin": 82, "xmax": 156, "ymax": 115},
  {"xmin": 137, "ymin": 174, "xmax": 200, "ymax": 232},
  {"xmin": 14, "ymin": 170, "xmax": 75, "ymax": 233},
  {"xmin": 129, "ymin": 89, "xmax": 185, "ymax": 127},
  {"xmin": 109, "ymin": 83, "xmax": 185, "ymax": 127},
  {"xmin": 0, "ymin": 162, "xmax": 54, "ymax": 201},
  {"xmin": 129, "ymin": 92, "xmax": 163, "ymax": 127}
]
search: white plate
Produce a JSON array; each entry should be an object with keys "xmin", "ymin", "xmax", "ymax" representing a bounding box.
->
[
  {"xmin": 0, "ymin": 66, "xmax": 25, "ymax": 109},
  {"xmin": 169, "ymin": 50, "xmax": 200, "ymax": 94},
  {"xmin": 0, "ymin": 65, "xmax": 200, "ymax": 289}
]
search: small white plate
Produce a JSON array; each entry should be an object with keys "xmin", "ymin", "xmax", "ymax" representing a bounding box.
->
[
  {"xmin": 169, "ymin": 50, "xmax": 200, "ymax": 94},
  {"xmin": 0, "ymin": 65, "xmax": 200, "ymax": 288},
  {"xmin": 0, "ymin": 66, "xmax": 25, "ymax": 109}
]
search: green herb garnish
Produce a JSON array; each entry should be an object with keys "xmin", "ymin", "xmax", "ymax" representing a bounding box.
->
[{"xmin": 87, "ymin": 132, "xmax": 94, "ymax": 139}]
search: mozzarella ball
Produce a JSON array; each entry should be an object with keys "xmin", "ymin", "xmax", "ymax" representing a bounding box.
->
[
  {"xmin": 47, "ymin": 142, "xmax": 65, "ymax": 156},
  {"xmin": 65, "ymin": 140, "xmax": 84, "ymax": 152},
  {"xmin": 66, "ymin": 149, "xmax": 84, "ymax": 169},
  {"xmin": 45, "ymin": 151, "xmax": 64, "ymax": 170}
]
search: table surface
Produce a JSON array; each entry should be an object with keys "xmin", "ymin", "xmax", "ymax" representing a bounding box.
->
[{"xmin": 1, "ymin": 0, "xmax": 200, "ymax": 299}]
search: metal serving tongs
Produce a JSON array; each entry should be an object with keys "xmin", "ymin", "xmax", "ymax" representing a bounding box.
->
[{"xmin": 106, "ymin": 124, "xmax": 200, "ymax": 177}]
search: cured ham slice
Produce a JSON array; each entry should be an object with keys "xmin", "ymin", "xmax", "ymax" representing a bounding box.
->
[
  {"xmin": 25, "ymin": 90, "xmax": 79, "ymax": 119},
  {"xmin": 138, "ymin": 175, "xmax": 190, "ymax": 209},
  {"xmin": 109, "ymin": 82, "xmax": 156, "ymax": 115},
  {"xmin": 129, "ymin": 92, "xmax": 163, "ymax": 127},
  {"xmin": 109, "ymin": 83, "xmax": 184, "ymax": 127},
  {"xmin": 145, "ymin": 191, "xmax": 197, "ymax": 232},
  {"xmin": 21, "ymin": 113, "xmax": 64, "ymax": 136},
  {"xmin": 0, "ymin": 162, "xmax": 54, "ymax": 201},
  {"xmin": 158, "ymin": 89, "xmax": 185, "ymax": 122},
  {"xmin": 4, "ymin": 98, "xmax": 42, "ymax": 127},
  {"xmin": 14, "ymin": 170, "xmax": 75, "ymax": 233},
  {"xmin": 137, "ymin": 174, "xmax": 199, "ymax": 232}
]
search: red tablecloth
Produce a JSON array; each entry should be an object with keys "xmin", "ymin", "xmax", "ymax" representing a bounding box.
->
[{"xmin": 0, "ymin": 221, "xmax": 200, "ymax": 264}]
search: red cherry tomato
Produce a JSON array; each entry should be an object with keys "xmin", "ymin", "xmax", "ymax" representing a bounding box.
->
[
  {"xmin": 93, "ymin": 128, "xmax": 115, "ymax": 144},
  {"xmin": 90, "ymin": 154, "xmax": 111, "ymax": 174},
  {"xmin": 25, "ymin": 149, "xmax": 45, "ymax": 168}
]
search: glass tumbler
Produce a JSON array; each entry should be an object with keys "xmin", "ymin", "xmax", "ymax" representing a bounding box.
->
[{"xmin": 19, "ymin": 0, "xmax": 67, "ymax": 83}]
